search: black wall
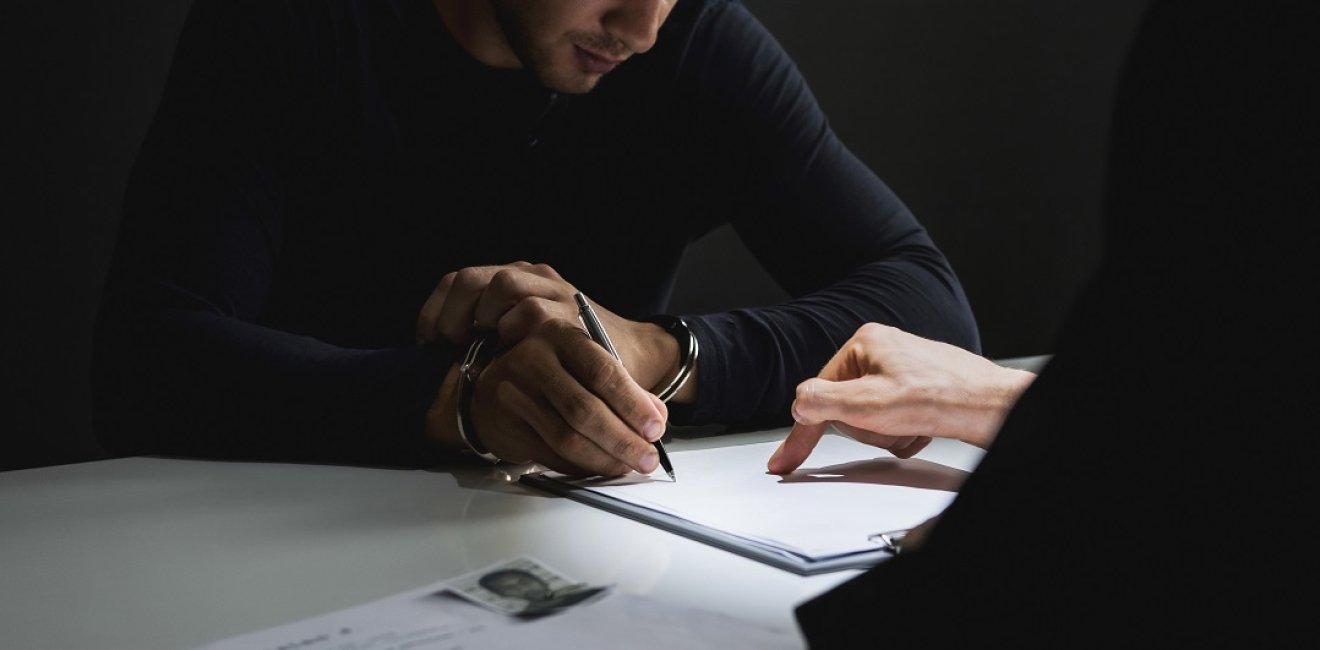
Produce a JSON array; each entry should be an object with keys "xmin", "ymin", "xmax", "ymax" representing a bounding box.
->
[
  {"xmin": 1, "ymin": 1, "xmax": 1147, "ymax": 471},
  {"xmin": 4, "ymin": 1, "xmax": 196, "ymax": 471}
]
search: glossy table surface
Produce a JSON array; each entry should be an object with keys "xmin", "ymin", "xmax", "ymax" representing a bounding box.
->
[{"xmin": 1, "ymin": 356, "xmax": 1044, "ymax": 649}]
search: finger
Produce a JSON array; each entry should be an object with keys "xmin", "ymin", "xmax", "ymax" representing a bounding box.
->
[
  {"xmin": 513, "ymin": 382, "xmax": 633, "ymax": 476},
  {"xmin": 890, "ymin": 435, "xmax": 933, "ymax": 459},
  {"xmin": 542, "ymin": 337, "xmax": 662, "ymax": 474},
  {"xmin": 433, "ymin": 266, "xmax": 508, "ymax": 344},
  {"xmin": 812, "ymin": 328, "xmax": 879, "ymax": 382},
  {"xmin": 557, "ymin": 324, "xmax": 667, "ymax": 442},
  {"xmin": 767, "ymin": 421, "xmax": 829, "ymax": 474},
  {"xmin": 475, "ymin": 269, "xmax": 575, "ymax": 333},
  {"xmin": 496, "ymin": 296, "xmax": 569, "ymax": 344},
  {"xmin": 416, "ymin": 272, "xmax": 457, "ymax": 344},
  {"xmin": 645, "ymin": 391, "xmax": 669, "ymax": 426},
  {"xmin": 495, "ymin": 380, "xmax": 624, "ymax": 476},
  {"xmin": 832, "ymin": 421, "xmax": 931, "ymax": 459},
  {"xmin": 791, "ymin": 375, "xmax": 894, "ymax": 431}
]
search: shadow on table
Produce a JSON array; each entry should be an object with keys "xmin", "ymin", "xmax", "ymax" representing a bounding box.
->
[{"xmin": 777, "ymin": 457, "xmax": 969, "ymax": 492}]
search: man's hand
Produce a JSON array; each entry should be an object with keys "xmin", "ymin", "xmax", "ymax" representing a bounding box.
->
[
  {"xmin": 476, "ymin": 319, "xmax": 669, "ymax": 476},
  {"xmin": 416, "ymin": 262, "xmax": 690, "ymax": 401},
  {"xmin": 416, "ymin": 262, "xmax": 571, "ymax": 346},
  {"xmin": 426, "ymin": 318, "xmax": 669, "ymax": 476},
  {"xmin": 767, "ymin": 323, "xmax": 1035, "ymax": 474},
  {"xmin": 418, "ymin": 262, "xmax": 685, "ymax": 476}
]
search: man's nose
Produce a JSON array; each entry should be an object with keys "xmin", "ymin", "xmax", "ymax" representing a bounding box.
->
[{"xmin": 603, "ymin": 0, "xmax": 671, "ymax": 55}]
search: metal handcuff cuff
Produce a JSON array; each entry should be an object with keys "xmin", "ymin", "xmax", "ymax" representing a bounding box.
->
[
  {"xmin": 648, "ymin": 315, "xmax": 699, "ymax": 403},
  {"xmin": 456, "ymin": 332, "xmax": 500, "ymax": 463}
]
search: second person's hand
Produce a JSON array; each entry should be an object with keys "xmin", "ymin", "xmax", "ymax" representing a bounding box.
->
[{"xmin": 768, "ymin": 323, "xmax": 1035, "ymax": 475}]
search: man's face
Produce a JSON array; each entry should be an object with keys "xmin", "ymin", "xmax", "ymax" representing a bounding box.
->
[{"xmin": 491, "ymin": 0, "xmax": 677, "ymax": 94}]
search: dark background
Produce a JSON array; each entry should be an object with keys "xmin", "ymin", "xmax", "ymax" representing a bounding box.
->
[{"xmin": 1, "ymin": 0, "xmax": 1148, "ymax": 472}]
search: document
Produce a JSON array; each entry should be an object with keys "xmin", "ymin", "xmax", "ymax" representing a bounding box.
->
[
  {"xmin": 193, "ymin": 556, "xmax": 799, "ymax": 650},
  {"xmin": 522, "ymin": 434, "xmax": 970, "ymax": 573}
]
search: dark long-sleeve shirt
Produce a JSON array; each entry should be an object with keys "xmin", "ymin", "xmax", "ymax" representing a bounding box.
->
[{"xmin": 94, "ymin": 0, "xmax": 978, "ymax": 466}]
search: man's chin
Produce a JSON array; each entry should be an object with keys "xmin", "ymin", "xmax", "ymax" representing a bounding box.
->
[{"xmin": 535, "ymin": 68, "xmax": 604, "ymax": 95}]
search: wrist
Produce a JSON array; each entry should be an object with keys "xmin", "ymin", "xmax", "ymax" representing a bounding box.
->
[
  {"xmin": 641, "ymin": 315, "xmax": 699, "ymax": 404},
  {"xmin": 967, "ymin": 368, "xmax": 1037, "ymax": 448},
  {"xmin": 425, "ymin": 334, "xmax": 505, "ymax": 462},
  {"xmin": 621, "ymin": 320, "xmax": 677, "ymax": 391},
  {"xmin": 995, "ymin": 368, "xmax": 1036, "ymax": 411},
  {"xmin": 454, "ymin": 333, "xmax": 500, "ymax": 462},
  {"xmin": 425, "ymin": 361, "xmax": 465, "ymax": 451}
]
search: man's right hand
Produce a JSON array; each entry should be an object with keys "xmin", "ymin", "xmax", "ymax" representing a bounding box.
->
[{"xmin": 428, "ymin": 317, "xmax": 668, "ymax": 477}]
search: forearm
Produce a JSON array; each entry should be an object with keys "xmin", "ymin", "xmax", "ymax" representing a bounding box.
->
[
  {"xmin": 680, "ymin": 258, "xmax": 979, "ymax": 427},
  {"xmin": 92, "ymin": 307, "xmax": 457, "ymax": 467}
]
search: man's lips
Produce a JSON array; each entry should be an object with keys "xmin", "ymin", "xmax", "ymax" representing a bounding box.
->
[{"xmin": 575, "ymin": 46, "xmax": 626, "ymax": 74}]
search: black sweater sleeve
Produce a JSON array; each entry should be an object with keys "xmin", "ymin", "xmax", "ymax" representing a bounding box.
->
[
  {"xmin": 670, "ymin": 3, "xmax": 980, "ymax": 428},
  {"xmin": 92, "ymin": 0, "xmax": 454, "ymax": 466}
]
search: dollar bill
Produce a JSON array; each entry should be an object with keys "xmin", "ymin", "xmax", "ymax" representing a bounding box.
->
[{"xmin": 443, "ymin": 556, "xmax": 611, "ymax": 618}]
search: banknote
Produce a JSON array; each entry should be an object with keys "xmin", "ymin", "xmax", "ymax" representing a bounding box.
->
[{"xmin": 444, "ymin": 556, "xmax": 611, "ymax": 618}]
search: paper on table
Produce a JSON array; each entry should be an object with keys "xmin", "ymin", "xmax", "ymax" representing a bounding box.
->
[
  {"xmin": 193, "ymin": 558, "xmax": 799, "ymax": 650},
  {"xmin": 539, "ymin": 434, "xmax": 969, "ymax": 561}
]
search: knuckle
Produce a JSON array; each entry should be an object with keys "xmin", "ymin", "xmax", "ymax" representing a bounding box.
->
[
  {"xmin": 795, "ymin": 379, "xmax": 818, "ymax": 405},
  {"xmin": 582, "ymin": 356, "xmax": 620, "ymax": 387},
  {"xmin": 489, "ymin": 268, "xmax": 523, "ymax": 295},
  {"xmin": 623, "ymin": 399, "xmax": 655, "ymax": 428},
  {"xmin": 561, "ymin": 391, "xmax": 596, "ymax": 425},
  {"xmin": 551, "ymin": 316, "xmax": 585, "ymax": 336},
  {"xmin": 453, "ymin": 267, "xmax": 480, "ymax": 286},
  {"xmin": 611, "ymin": 434, "xmax": 640, "ymax": 460},
  {"xmin": 857, "ymin": 322, "xmax": 888, "ymax": 344},
  {"xmin": 519, "ymin": 296, "xmax": 555, "ymax": 324}
]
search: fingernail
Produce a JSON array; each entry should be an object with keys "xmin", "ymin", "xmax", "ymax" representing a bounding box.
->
[
  {"xmin": 791, "ymin": 402, "xmax": 805, "ymax": 423},
  {"xmin": 640, "ymin": 450, "xmax": 659, "ymax": 473},
  {"xmin": 642, "ymin": 420, "xmax": 665, "ymax": 441}
]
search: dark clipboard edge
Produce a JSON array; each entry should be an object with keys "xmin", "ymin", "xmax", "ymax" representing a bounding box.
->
[{"xmin": 519, "ymin": 472, "xmax": 892, "ymax": 576}]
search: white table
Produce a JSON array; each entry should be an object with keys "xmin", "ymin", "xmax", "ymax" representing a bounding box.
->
[{"xmin": 1, "ymin": 427, "xmax": 986, "ymax": 650}]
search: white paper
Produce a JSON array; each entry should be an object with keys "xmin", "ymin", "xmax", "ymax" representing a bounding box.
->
[
  {"xmin": 192, "ymin": 559, "xmax": 799, "ymax": 650},
  {"xmin": 193, "ymin": 581, "xmax": 486, "ymax": 650},
  {"xmin": 550, "ymin": 434, "xmax": 969, "ymax": 560}
]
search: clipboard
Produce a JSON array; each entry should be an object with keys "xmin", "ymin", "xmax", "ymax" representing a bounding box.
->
[{"xmin": 519, "ymin": 471, "xmax": 897, "ymax": 576}]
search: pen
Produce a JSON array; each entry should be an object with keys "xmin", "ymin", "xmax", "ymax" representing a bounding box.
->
[{"xmin": 573, "ymin": 292, "xmax": 676, "ymax": 481}]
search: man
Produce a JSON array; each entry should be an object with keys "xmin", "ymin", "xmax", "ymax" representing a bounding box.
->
[
  {"xmin": 93, "ymin": 0, "xmax": 978, "ymax": 474},
  {"xmin": 774, "ymin": 0, "xmax": 1317, "ymax": 644}
]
